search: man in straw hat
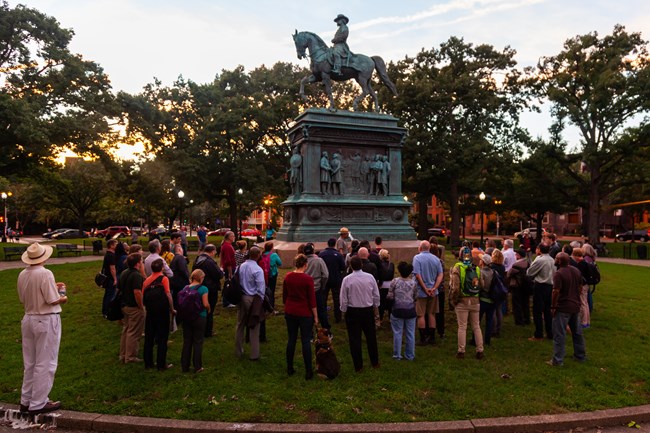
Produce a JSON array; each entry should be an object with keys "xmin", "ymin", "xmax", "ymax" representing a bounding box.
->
[
  {"xmin": 17, "ymin": 242, "xmax": 68, "ymax": 415},
  {"xmin": 336, "ymin": 227, "xmax": 353, "ymax": 255}
]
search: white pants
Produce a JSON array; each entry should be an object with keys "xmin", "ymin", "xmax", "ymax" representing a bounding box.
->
[{"xmin": 21, "ymin": 314, "xmax": 61, "ymax": 411}]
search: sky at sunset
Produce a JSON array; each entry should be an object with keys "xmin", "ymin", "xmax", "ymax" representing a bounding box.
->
[{"xmin": 10, "ymin": 0, "xmax": 650, "ymax": 153}]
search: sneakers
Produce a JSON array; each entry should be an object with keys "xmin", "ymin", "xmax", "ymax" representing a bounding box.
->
[
  {"xmin": 158, "ymin": 363, "xmax": 174, "ymax": 371},
  {"xmin": 28, "ymin": 401, "xmax": 61, "ymax": 415},
  {"xmin": 546, "ymin": 359, "xmax": 563, "ymax": 367},
  {"xmin": 476, "ymin": 351, "xmax": 485, "ymax": 360}
]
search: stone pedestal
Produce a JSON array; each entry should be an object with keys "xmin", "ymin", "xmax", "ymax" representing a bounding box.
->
[
  {"xmin": 272, "ymin": 240, "xmax": 421, "ymax": 269},
  {"xmin": 277, "ymin": 108, "xmax": 416, "ymax": 242}
]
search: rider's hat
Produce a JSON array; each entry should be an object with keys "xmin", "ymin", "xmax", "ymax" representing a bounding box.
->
[{"xmin": 334, "ymin": 14, "xmax": 349, "ymax": 24}]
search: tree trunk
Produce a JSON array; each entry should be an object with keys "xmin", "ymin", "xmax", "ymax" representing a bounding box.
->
[
  {"xmin": 417, "ymin": 195, "xmax": 429, "ymax": 240},
  {"xmin": 449, "ymin": 179, "xmax": 461, "ymax": 247},
  {"xmin": 587, "ymin": 168, "xmax": 601, "ymax": 245},
  {"xmin": 227, "ymin": 193, "xmax": 238, "ymax": 239}
]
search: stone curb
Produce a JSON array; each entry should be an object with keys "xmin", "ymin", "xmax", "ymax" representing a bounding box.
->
[{"xmin": 2, "ymin": 403, "xmax": 649, "ymax": 433}]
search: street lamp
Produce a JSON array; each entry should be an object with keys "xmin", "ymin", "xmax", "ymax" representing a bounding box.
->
[
  {"xmin": 189, "ymin": 199, "xmax": 194, "ymax": 236},
  {"xmin": 478, "ymin": 191, "xmax": 485, "ymax": 248},
  {"xmin": 1, "ymin": 191, "xmax": 12, "ymax": 242},
  {"xmin": 177, "ymin": 190, "xmax": 185, "ymax": 228},
  {"xmin": 494, "ymin": 199, "xmax": 502, "ymax": 237},
  {"xmin": 263, "ymin": 199, "xmax": 270, "ymax": 232},
  {"xmin": 237, "ymin": 188, "xmax": 243, "ymax": 239}
]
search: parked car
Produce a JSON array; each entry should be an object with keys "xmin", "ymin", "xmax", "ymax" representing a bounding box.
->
[
  {"xmin": 51, "ymin": 229, "xmax": 89, "ymax": 239},
  {"xmin": 95, "ymin": 226, "xmax": 131, "ymax": 239},
  {"xmin": 427, "ymin": 227, "xmax": 447, "ymax": 238},
  {"xmin": 616, "ymin": 229, "xmax": 650, "ymax": 242},
  {"xmin": 43, "ymin": 228, "xmax": 73, "ymax": 239},
  {"xmin": 241, "ymin": 228, "xmax": 261, "ymax": 237},
  {"xmin": 514, "ymin": 227, "xmax": 548, "ymax": 238},
  {"xmin": 207, "ymin": 228, "xmax": 231, "ymax": 236}
]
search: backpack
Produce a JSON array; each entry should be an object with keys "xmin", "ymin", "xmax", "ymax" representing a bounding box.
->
[
  {"xmin": 457, "ymin": 263, "xmax": 481, "ymax": 297},
  {"xmin": 143, "ymin": 276, "xmax": 167, "ymax": 312},
  {"xmin": 489, "ymin": 272, "xmax": 508, "ymax": 303},
  {"xmin": 222, "ymin": 266, "xmax": 244, "ymax": 305},
  {"xmin": 584, "ymin": 260, "xmax": 601, "ymax": 286},
  {"xmin": 177, "ymin": 285, "xmax": 203, "ymax": 322}
]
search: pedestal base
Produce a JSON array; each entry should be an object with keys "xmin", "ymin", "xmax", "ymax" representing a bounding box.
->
[{"xmin": 273, "ymin": 240, "xmax": 421, "ymax": 268}]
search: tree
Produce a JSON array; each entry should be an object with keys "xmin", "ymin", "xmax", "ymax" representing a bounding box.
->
[
  {"xmin": 120, "ymin": 63, "xmax": 307, "ymax": 238},
  {"xmin": 38, "ymin": 159, "xmax": 112, "ymax": 230},
  {"xmin": 383, "ymin": 37, "xmax": 528, "ymax": 243},
  {"xmin": 0, "ymin": 1, "xmax": 118, "ymax": 177},
  {"xmin": 530, "ymin": 25, "xmax": 650, "ymax": 244},
  {"xmin": 505, "ymin": 142, "xmax": 577, "ymax": 241}
]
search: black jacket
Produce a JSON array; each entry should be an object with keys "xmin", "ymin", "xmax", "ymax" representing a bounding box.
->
[{"xmin": 192, "ymin": 254, "xmax": 224, "ymax": 292}]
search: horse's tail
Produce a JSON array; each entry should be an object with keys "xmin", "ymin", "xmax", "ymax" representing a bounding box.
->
[{"xmin": 372, "ymin": 56, "xmax": 398, "ymax": 96}]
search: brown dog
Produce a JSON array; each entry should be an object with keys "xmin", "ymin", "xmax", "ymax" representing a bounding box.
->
[{"xmin": 315, "ymin": 328, "xmax": 340, "ymax": 379}]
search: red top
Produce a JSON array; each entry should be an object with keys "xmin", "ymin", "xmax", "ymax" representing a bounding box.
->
[
  {"xmin": 220, "ymin": 241, "xmax": 236, "ymax": 274},
  {"xmin": 283, "ymin": 272, "xmax": 316, "ymax": 317}
]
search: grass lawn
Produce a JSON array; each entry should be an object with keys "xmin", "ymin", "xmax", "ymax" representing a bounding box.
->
[{"xmin": 0, "ymin": 259, "xmax": 648, "ymax": 423}]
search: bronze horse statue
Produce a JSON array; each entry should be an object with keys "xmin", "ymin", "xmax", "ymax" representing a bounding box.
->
[{"xmin": 292, "ymin": 30, "xmax": 398, "ymax": 111}]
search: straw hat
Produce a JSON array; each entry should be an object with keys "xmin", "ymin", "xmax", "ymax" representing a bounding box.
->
[
  {"xmin": 22, "ymin": 242, "xmax": 53, "ymax": 265},
  {"xmin": 339, "ymin": 227, "xmax": 349, "ymax": 235}
]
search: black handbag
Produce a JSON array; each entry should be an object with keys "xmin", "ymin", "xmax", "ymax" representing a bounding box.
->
[{"xmin": 95, "ymin": 272, "xmax": 108, "ymax": 288}]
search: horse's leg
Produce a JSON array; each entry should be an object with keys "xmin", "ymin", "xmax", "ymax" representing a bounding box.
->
[
  {"xmin": 300, "ymin": 74, "xmax": 317, "ymax": 101},
  {"xmin": 353, "ymin": 75, "xmax": 370, "ymax": 111},
  {"xmin": 322, "ymin": 73, "xmax": 336, "ymax": 111},
  {"xmin": 368, "ymin": 80, "xmax": 379, "ymax": 112}
]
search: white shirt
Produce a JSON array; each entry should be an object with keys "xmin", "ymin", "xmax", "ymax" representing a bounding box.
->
[
  {"xmin": 144, "ymin": 252, "xmax": 174, "ymax": 278},
  {"xmin": 503, "ymin": 248, "xmax": 516, "ymax": 272},
  {"xmin": 17, "ymin": 265, "xmax": 62, "ymax": 315}
]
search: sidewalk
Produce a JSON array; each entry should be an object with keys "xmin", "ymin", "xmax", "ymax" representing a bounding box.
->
[
  {"xmin": 597, "ymin": 257, "xmax": 650, "ymax": 267},
  {"xmin": 1, "ymin": 403, "xmax": 649, "ymax": 433},
  {"xmin": 0, "ymin": 254, "xmax": 103, "ymax": 271}
]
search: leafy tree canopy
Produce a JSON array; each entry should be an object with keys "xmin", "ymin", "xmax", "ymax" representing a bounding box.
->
[{"xmin": 0, "ymin": 1, "xmax": 118, "ymax": 177}]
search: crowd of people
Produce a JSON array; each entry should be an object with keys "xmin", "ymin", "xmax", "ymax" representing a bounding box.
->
[{"xmin": 14, "ymin": 228, "xmax": 599, "ymax": 414}]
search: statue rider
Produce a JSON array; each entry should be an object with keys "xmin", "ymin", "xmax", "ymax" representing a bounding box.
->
[{"xmin": 331, "ymin": 14, "xmax": 350, "ymax": 75}]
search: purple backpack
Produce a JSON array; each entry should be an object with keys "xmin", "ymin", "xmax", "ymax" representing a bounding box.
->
[{"xmin": 177, "ymin": 285, "xmax": 203, "ymax": 322}]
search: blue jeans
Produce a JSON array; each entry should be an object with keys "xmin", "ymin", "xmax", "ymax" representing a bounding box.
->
[
  {"xmin": 479, "ymin": 300, "xmax": 496, "ymax": 346},
  {"xmin": 390, "ymin": 315, "xmax": 416, "ymax": 360},
  {"xmin": 102, "ymin": 282, "xmax": 116, "ymax": 317},
  {"xmin": 552, "ymin": 311, "xmax": 586, "ymax": 365}
]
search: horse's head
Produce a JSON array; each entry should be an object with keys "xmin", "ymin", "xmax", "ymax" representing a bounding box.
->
[{"xmin": 293, "ymin": 30, "xmax": 307, "ymax": 60}]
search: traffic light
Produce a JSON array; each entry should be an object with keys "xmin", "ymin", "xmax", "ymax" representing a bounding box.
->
[{"xmin": 0, "ymin": 216, "xmax": 4, "ymax": 223}]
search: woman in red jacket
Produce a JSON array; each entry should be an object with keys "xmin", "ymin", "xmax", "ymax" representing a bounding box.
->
[{"xmin": 283, "ymin": 254, "xmax": 318, "ymax": 380}]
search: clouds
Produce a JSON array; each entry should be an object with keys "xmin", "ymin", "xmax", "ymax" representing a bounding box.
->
[{"xmin": 7, "ymin": 0, "xmax": 650, "ymax": 142}]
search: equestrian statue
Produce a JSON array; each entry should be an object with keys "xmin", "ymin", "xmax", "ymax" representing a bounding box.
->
[{"xmin": 292, "ymin": 14, "xmax": 398, "ymax": 112}]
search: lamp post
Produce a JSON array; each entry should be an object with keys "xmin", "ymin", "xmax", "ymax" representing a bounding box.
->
[
  {"xmin": 263, "ymin": 199, "xmax": 270, "ymax": 232},
  {"xmin": 189, "ymin": 199, "xmax": 194, "ymax": 236},
  {"xmin": 177, "ymin": 190, "xmax": 185, "ymax": 228},
  {"xmin": 1, "ymin": 191, "xmax": 11, "ymax": 242},
  {"xmin": 478, "ymin": 192, "xmax": 485, "ymax": 248},
  {"xmin": 494, "ymin": 199, "xmax": 502, "ymax": 237},
  {"xmin": 237, "ymin": 188, "xmax": 243, "ymax": 239}
]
